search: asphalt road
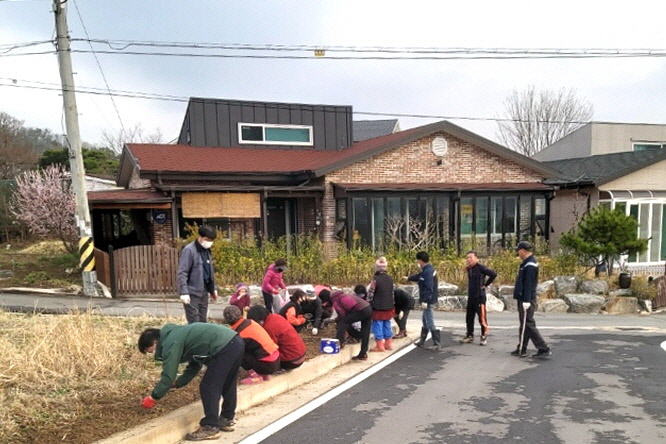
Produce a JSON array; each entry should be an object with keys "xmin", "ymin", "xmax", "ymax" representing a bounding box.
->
[{"xmin": 257, "ymin": 322, "xmax": 666, "ymax": 444}]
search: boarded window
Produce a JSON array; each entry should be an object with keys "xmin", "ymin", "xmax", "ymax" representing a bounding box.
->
[{"xmin": 182, "ymin": 193, "xmax": 261, "ymax": 218}]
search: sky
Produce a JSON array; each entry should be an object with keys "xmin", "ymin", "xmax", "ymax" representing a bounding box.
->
[{"xmin": 2, "ymin": 0, "xmax": 666, "ymax": 147}]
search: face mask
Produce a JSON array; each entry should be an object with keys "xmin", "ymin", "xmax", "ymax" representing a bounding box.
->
[
  {"xmin": 276, "ymin": 267, "xmax": 285, "ymax": 272},
  {"xmin": 200, "ymin": 240, "xmax": 213, "ymax": 249}
]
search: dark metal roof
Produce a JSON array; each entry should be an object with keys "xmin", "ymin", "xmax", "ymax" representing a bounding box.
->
[
  {"xmin": 543, "ymin": 149, "xmax": 666, "ymax": 186},
  {"xmin": 353, "ymin": 119, "xmax": 399, "ymax": 141}
]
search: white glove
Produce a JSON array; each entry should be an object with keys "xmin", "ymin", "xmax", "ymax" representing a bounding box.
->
[
  {"xmin": 397, "ymin": 312, "xmax": 404, "ymax": 320},
  {"xmin": 522, "ymin": 302, "xmax": 531, "ymax": 310},
  {"xmin": 180, "ymin": 294, "xmax": 191, "ymax": 305},
  {"xmin": 421, "ymin": 302, "xmax": 428, "ymax": 310},
  {"xmin": 312, "ymin": 328, "xmax": 318, "ymax": 335}
]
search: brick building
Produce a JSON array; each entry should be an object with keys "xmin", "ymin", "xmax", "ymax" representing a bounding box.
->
[{"xmin": 88, "ymin": 98, "xmax": 558, "ymax": 255}]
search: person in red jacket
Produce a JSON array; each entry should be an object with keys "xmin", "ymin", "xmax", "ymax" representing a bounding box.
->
[
  {"xmin": 224, "ymin": 306, "xmax": 280, "ymax": 385},
  {"xmin": 320, "ymin": 290, "xmax": 372, "ymax": 361},
  {"xmin": 261, "ymin": 259, "xmax": 288, "ymax": 313},
  {"xmin": 247, "ymin": 305, "xmax": 307, "ymax": 370},
  {"xmin": 279, "ymin": 289, "xmax": 309, "ymax": 332}
]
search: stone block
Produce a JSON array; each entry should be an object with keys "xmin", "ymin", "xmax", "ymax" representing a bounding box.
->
[
  {"xmin": 435, "ymin": 296, "xmax": 466, "ymax": 311},
  {"xmin": 603, "ymin": 296, "xmax": 639, "ymax": 314},
  {"xmin": 562, "ymin": 294, "xmax": 605, "ymax": 313},
  {"xmin": 537, "ymin": 280, "xmax": 555, "ymax": 298},
  {"xmin": 398, "ymin": 285, "xmax": 419, "ymax": 299},
  {"xmin": 538, "ymin": 299, "xmax": 569, "ymax": 313},
  {"xmin": 609, "ymin": 289, "xmax": 632, "ymax": 297},
  {"xmin": 486, "ymin": 294, "xmax": 504, "ymax": 312},
  {"xmin": 554, "ymin": 276, "xmax": 578, "ymax": 297},
  {"xmin": 580, "ymin": 280, "xmax": 609, "ymax": 295},
  {"xmin": 438, "ymin": 283, "xmax": 460, "ymax": 296},
  {"xmin": 639, "ymin": 299, "xmax": 652, "ymax": 313}
]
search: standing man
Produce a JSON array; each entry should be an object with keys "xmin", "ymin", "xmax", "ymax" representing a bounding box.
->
[
  {"xmin": 407, "ymin": 251, "xmax": 441, "ymax": 351},
  {"xmin": 460, "ymin": 251, "xmax": 497, "ymax": 346},
  {"xmin": 138, "ymin": 322, "xmax": 244, "ymax": 441},
  {"xmin": 178, "ymin": 225, "xmax": 218, "ymax": 323},
  {"xmin": 512, "ymin": 241, "xmax": 551, "ymax": 358}
]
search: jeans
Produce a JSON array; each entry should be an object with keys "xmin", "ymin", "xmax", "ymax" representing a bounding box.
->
[{"xmin": 422, "ymin": 304, "xmax": 436, "ymax": 332}]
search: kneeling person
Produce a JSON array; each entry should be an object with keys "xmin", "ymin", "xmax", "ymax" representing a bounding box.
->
[{"xmin": 138, "ymin": 322, "xmax": 244, "ymax": 441}]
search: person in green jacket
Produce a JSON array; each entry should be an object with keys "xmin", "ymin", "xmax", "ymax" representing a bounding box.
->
[{"xmin": 138, "ymin": 323, "xmax": 245, "ymax": 441}]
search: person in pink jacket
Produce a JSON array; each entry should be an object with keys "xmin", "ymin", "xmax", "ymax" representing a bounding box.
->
[
  {"xmin": 261, "ymin": 258, "xmax": 287, "ymax": 313},
  {"xmin": 229, "ymin": 283, "xmax": 251, "ymax": 315},
  {"xmin": 320, "ymin": 290, "xmax": 372, "ymax": 361}
]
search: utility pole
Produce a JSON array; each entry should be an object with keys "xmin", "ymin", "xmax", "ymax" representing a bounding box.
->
[{"xmin": 53, "ymin": 0, "xmax": 98, "ymax": 297}]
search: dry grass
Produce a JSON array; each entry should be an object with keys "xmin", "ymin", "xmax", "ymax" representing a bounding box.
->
[
  {"xmin": 0, "ymin": 310, "xmax": 200, "ymax": 444},
  {"xmin": 18, "ymin": 240, "xmax": 68, "ymax": 255}
]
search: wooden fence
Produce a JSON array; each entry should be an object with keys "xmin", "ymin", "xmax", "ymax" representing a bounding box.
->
[
  {"xmin": 112, "ymin": 245, "xmax": 179, "ymax": 298},
  {"xmin": 654, "ymin": 263, "xmax": 666, "ymax": 309},
  {"xmin": 93, "ymin": 248, "xmax": 111, "ymax": 288}
]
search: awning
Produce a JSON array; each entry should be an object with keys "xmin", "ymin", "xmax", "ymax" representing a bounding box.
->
[
  {"xmin": 333, "ymin": 182, "xmax": 552, "ymax": 197},
  {"xmin": 88, "ymin": 188, "xmax": 172, "ymax": 209},
  {"xmin": 600, "ymin": 190, "xmax": 666, "ymax": 200}
]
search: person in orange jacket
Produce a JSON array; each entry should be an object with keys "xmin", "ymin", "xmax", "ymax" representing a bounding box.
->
[{"xmin": 279, "ymin": 289, "xmax": 310, "ymax": 332}]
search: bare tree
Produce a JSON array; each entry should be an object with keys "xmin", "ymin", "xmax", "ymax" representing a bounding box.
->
[
  {"xmin": 497, "ymin": 86, "xmax": 594, "ymax": 157},
  {"xmin": 0, "ymin": 112, "xmax": 38, "ymax": 179},
  {"xmin": 101, "ymin": 123, "xmax": 164, "ymax": 154}
]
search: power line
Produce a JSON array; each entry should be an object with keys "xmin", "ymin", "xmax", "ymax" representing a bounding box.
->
[
  {"xmin": 0, "ymin": 78, "xmax": 595, "ymax": 125},
  {"xmin": 71, "ymin": 0, "xmax": 126, "ymax": 134}
]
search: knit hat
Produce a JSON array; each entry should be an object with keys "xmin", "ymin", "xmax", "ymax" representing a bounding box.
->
[
  {"xmin": 375, "ymin": 256, "xmax": 388, "ymax": 271},
  {"xmin": 223, "ymin": 305, "xmax": 242, "ymax": 324}
]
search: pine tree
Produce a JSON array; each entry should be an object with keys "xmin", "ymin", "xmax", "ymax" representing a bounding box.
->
[{"xmin": 560, "ymin": 207, "xmax": 648, "ymax": 276}]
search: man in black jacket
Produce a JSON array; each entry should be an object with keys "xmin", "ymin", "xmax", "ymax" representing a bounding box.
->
[
  {"xmin": 406, "ymin": 251, "xmax": 441, "ymax": 351},
  {"xmin": 460, "ymin": 251, "xmax": 497, "ymax": 346},
  {"xmin": 512, "ymin": 241, "xmax": 551, "ymax": 359}
]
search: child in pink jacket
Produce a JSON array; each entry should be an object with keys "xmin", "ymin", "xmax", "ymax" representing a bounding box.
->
[{"xmin": 229, "ymin": 283, "xmax": 251, "ymax": 315}]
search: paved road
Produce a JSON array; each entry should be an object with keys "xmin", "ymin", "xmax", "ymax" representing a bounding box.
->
[{"xmin": 256, "ymin": 323, "xmax": 666, "ymax": 444}]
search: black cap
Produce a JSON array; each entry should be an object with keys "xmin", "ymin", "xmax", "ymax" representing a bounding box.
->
[{"xmin": 516, "ymin": 241, "xmax": 533, "ymax": 251}]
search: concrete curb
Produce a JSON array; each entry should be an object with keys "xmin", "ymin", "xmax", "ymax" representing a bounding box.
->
[
  {"xmin": 0, "ymin": 287, "xmax": 80, "ymax": 297},
  {"xmin": 96, "ymin": 333, "xmax": 413, "ymax": 444}
]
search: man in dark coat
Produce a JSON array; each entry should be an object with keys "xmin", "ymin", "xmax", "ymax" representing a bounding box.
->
[
  {"xmin": 177, "ymin": 225, "xmax": 218, "ymax": 323},
  {"xmin": 460, "ymin": 251, "xmax": 497, "ymax": 346}
]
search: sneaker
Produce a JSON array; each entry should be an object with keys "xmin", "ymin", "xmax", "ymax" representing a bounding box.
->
[
  {"xmin": 459, "ymin": 336, "xmax": 474, "ymax": 344},
  {"xmin": 218, "ymin": 418, "xmax": 235, "ymax": 432},
  {"xmin": 240, "ymin": 370, "xmax": 264, "ymax": 385},
  {"xmin": 510, "ymin": 349, "xmax": 528, "ymax": 358},
  {"xmin": 352, "ymin": 354, "xmax": 368, "ymax": 361},
  {"xmin": 480, "ymin": 336, "xmax": 488, "ymax": 346},
  {"xmin": 185, "ymin": 425, "xmax": 220, "ymax": 441},
  {"xmin": 424, "ymin": 343, "xmax": 441, "ymax": 351},
  {"xmin": 532, "ymin": 348, "xmax": 552, "ymax": 359}
]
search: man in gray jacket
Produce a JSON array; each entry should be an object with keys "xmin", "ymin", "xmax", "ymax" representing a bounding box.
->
[{"xmin": 178, "ymin": 225, "xmax": 218, "ymax": 323}]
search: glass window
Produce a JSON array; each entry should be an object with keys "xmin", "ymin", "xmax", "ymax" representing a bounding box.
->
[
  {"xmin": 650, "ymin": 204, "xmax": 662, "ymax": 262},
  {"xmin": 633, "ymin": 143, "xmax": 663, "ymax": 151},
  {"xmin": 662, "ymin": 205, "xmax": 666, "ymax": 261},
  {"xmin": 534, "ymin": 197, "xmax": 546, "ymax": 237},
  {"xmin": 436, "ymin": 196, "xmax": 450, "ymax": 244},
  {"xmin": 615, "ymin": 201, "xmax": 627, "ymax": 214},
  {"xmin": 628, "ymin": 204, "xmax": 639, "ymax": 262},
  {"xmin": 505, "ymin": 197, "xmax": 517, "ymax": 234},
  {"xmin": 203, "ymin": 218, "xmax": 231, "ymax": 240},
  {"xmin": 518, "ymin": 195, "xmax": 532, "ymax": 238},
  {"xmin": 491, "ymin": 197, "xmax": 503, "ymax": 234},
  {"xmin": 336, "ymin": 199, "xmax": 346, "ymax": 221},
  {"xmin": 352, "ymin": 198, "xmax": 371, "ymax": 245},
  {"xmin": 238, "ymin": 123, "xmax": 312, "ymax": 145},
  {"xmin": 240, "ymin": 125, "xmax": 263, "ymax": 141},
  {"xmin": 460, "ymin": 197, "xmax": 473, "ymax": 236},
  {"xmin": 371, "ymin": 198, "xmax": 385, "ymax": 250},
  {"xmin": 387, "ymin": 197, "xmax": 401, "ymax": 217},
  {"xmin": 265, "ymin": 127, "xmax": 310, "ymax": 143},
  {"xmin": 475, "ymin": 197, "xmax": 488, "ymax": 235},
  {"xmin": 599, "ymin": 201, "xmax": 611, "ymax": 210},
  {"xmin": 639, "ymin": 203, "xmax": 650, "ymax": 262}
]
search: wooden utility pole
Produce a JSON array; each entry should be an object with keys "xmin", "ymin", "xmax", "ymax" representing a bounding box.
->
[{"xmin": 53, "ymin": 0, "xmax": 98, "ymax": 297}]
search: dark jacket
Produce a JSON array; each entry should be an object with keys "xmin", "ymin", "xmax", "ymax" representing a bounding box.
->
[
  {"xmin": 394, "ymin": 288, "xmax": 415, "ymax": 311},
  {"xmin": 467, "ymin": 263, "xmax": 497, "ymax": 301},
  {"xmin": 408, "ymin": 263, "xmax": 437, "ymax": 304},
  {"xmin": 262, "ymin": 313, "xmax": 306, "ymax": 362},
  {"xmin": 513, "ymin": 255, "xmax": 539, "ymax": 302},
  {"xmin": 368, "ymin": 271, "xmax": 394, "ymax": 311},
  {"xmin": 330, "ymin": 291, "xmax": 370, "ymax": 318},
  {"xmin": 152, "ymin": 323, "xmax": 237, "ymax": 399},
  {"xmin": 301, "ymin": 297, "xmax": 324, "ymax": 329},
  {"xmin": 177, "ymin": 241, "xmax": 216, "ymax": 297}
]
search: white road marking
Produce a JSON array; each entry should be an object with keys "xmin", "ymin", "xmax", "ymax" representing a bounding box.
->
[
  {"xmin": 236, "ymin": 342, "xmax": 418, "ymax": 444},
  {"xmin": 661, "ymin": 340, "xmax": 666, "ymax": 352}
]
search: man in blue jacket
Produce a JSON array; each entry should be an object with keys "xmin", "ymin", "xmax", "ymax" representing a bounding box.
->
[
  {"xmin": 407, "ymin": 251, "xmax": 441, "ymax": 350},
  {"xmin": 178, "ymin": 225, "xmax": 218, "ymax": 323},
  {"xmin": 512, "ymin": 241, "xmax": 551, "ymax": 359}
]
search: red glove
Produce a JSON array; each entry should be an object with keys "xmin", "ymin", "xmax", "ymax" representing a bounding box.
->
[{"xmin": 141, "ymin": 396, "xmax": 156, "ymax": 409}]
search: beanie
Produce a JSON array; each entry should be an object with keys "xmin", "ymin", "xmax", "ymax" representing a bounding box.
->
[{"xmin": 223, "ymin": 305, "xmax": 242, "ymax": 324}]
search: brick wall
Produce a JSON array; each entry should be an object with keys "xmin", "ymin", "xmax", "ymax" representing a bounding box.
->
[
  {"xmin": 152, "ymin": 216, "xmax": 173, "ymax": 246},
  {"xmin": 322, "ymin": 132, "xmax": 545, "ymax": 244}
]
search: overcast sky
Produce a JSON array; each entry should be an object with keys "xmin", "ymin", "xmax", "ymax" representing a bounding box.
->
[{"xmin": 2, "ymin": 0, "xmax": 666, "ymax": 146}]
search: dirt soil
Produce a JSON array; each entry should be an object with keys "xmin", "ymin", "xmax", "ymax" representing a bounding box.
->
[{"xmin": 0, "ymin": 246, "xmax": 80, "ymax": 289}]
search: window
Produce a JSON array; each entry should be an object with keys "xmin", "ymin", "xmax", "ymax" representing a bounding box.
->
[
  {"xmin": 476, "ymin": 197, "xmax": 489, "ymax": 235},
  {"xmin": 633, "ymin": 143, "xmax": 664, "ymax": 151},
  {"xmin": 460, "ymin": 198, "xmax": 473, "ymax": 235},
  {"xmin": 238, "ymin": 123, "xmax": 313, "ymax": 146}
]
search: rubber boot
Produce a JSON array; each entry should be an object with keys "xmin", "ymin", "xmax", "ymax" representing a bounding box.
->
[
  {"xmin": 385, "ymin": 337, "xmax": 394, "ymax": 351},
  {"xmin": 426, "ymin": 330, "xmax": 441, "ymax": 351},
  {"xmin": 370, "ymin": 339, "xmax": 386, "ymax": 352},
  {"xmin": 415, "ymin": 327, "xmax": 428, "ymax": 347}
]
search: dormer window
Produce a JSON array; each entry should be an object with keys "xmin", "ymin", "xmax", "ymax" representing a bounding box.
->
[{"xmin": 239, "ymin": 123, "xmax": 313, "ymax": 146}]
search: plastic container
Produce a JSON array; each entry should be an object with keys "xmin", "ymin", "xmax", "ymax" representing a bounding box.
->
[{"xmin": 320, "ymin": 338, "xmax": 340, "ymax": 354}]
